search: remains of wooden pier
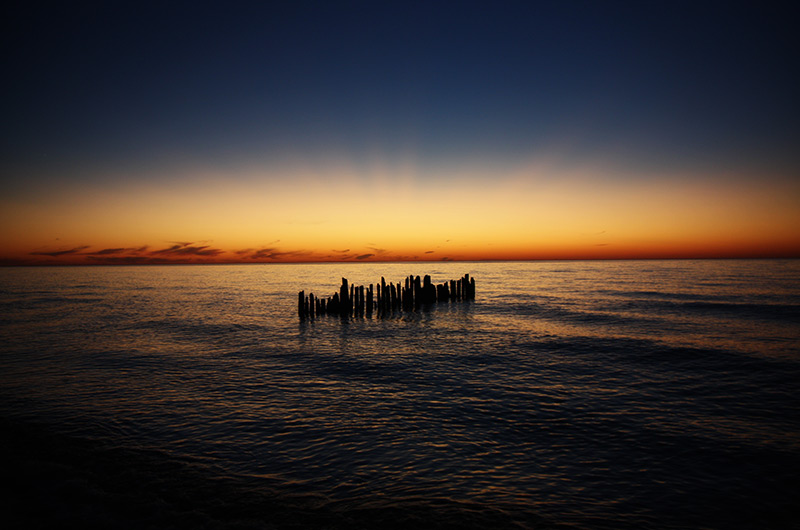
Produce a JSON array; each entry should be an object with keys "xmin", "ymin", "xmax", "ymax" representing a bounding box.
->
[{"xmin": 298, "ymin": 274, "xmax": 475, "ymax": 319}]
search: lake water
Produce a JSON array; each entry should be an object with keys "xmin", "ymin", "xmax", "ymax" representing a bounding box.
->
[{"xmin": 1, "ymin": 260, "xmax": 799, "ymax": 529}]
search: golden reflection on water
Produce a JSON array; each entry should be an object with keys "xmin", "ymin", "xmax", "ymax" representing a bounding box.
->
[{"xmin": 1, "ymin": 260, "xmax": 798, "ymax": 529}]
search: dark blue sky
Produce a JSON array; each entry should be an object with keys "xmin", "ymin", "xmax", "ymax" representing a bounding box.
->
[{"xmin": 3, "ymin": 1, "xmax": 797, "ymax": 186}]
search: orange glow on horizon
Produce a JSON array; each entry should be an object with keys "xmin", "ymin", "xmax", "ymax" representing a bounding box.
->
[{"xmin": 2, "ymin": 159, "xmax": 799, "ymax": 265}]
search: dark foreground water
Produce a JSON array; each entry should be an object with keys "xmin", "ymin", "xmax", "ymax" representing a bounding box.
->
[{"xmin": 1, "ymin": 260, "xmax": 799, "ymax": 529}]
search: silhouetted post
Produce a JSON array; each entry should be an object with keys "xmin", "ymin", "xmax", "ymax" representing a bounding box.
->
[
  {"xmin": 380, "ymin": 277, "xmax": 387, "ymax": 314},
  {"xmin": 298, "ymin": 290, "xmax": 305, "ymax": 318},
  {"xmin": 424, "ymin": 274, "xmax": 437, "ymax": 304},
  {"xmin": 348, "ymin": 284, "xmax": 354, "ymax": 315},
  {"xmin": 397, "ymin": 283, "xmax": 402, "ymax": 311},
  {"xmin": 398, "ymin": 282, "xmax": 403, "ymax": 310},
  {"xmin": 308, "ymin": 293, "xmax": 315, "ymax": 317},
  {"xmin": 339, "ymin": 278, "xmax": 349, "ymax": 316},
  {"xmin": 396, "ymin": 282, "xmax": 402, "ymax": 310},
  {"xmin": 469, "ymin": 277, "xmax": 475, "ymax": 299},
  {"xmin": 367, "ymin": 284, "xmax": 373, "ymax": 316},
  {"xmin": 414, "ymin": 276, "xmax": 422, "ymax": 309}
]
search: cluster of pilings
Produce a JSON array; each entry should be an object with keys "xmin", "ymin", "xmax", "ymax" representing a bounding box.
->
[{"xmin": 298, "ymin": 274, "xmax": 475, "ymax": 319}]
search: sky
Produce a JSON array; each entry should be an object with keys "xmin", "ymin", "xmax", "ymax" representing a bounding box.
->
[{"xmin": 1, "ymin": 1, "xmax": 798, "ymax": 265}]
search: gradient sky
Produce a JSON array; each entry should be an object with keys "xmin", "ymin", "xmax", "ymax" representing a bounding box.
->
[{"xmin": 2, "ymin": 1, "xmax": 798, "ymax": 264}]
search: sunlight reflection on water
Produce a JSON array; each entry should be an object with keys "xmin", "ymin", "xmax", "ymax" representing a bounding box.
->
[{"xmin": 1, "ymin": 260, "xmax": 799, "ymax": 529}]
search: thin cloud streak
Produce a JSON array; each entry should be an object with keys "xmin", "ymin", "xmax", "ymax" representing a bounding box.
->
[
  {"xmin": 30, "ymin": 246, "xmax": 90, "ymax": 257},
  {"xmin": 151, "ymin": 242, "xmax": 223, "ymax": 257}
]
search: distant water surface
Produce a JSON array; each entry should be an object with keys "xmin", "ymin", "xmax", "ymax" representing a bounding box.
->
[{"xmin": 1, "ymin": 260, "xmax": 799, "ymax": 529}]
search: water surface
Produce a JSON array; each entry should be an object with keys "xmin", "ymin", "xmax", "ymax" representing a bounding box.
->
[{"xmin": 1, "ymin": 260, "xmax": 799, "ymax": 528}]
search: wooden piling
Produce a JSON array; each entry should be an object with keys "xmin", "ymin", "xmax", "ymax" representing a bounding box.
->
[
  {"xmin": 340, "ymin": 278, "xmax": 349, "ymax": 316},
  {"xmin": 298, "ymin": 273, "xmax": 475, "ymax": 319},
  {"xmin": 395, "ymin": 282, "xmax": 401, "ymax": 311}
]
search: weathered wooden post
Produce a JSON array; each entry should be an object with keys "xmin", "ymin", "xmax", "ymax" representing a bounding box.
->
[
  {"xmin": 349, "ymin": 284, "xmax": 355, "ymax": 315},
  {"xmin": 423, "ymin": 275, "xmax": 437, "ymax": 304},
  {"xmin": 462, "ymin": 274, "xmax": 472, "ymax": 299},
  {"xmin": 380, "ymin": 277, "xmax": 387, "ymax": 314},
  {"xmin": 298, "ymin": 290, "xmax": 305, "ymax": 318},
  {"xmin": 396, "ymin": 282, "xmax": 401, "ymax": 311},
  {"xmin": 340, "ymin": 278, "xmax": 349, "ymax": 316},
  {"xmin": 367, "ymin": 284, "xmax": 373, "ymax": 315},
  {"xmin": 331, "ymin": 292, "xmax": 340, "ymax": 314},
  {"xmin": 397, "ymin": 282, "xmax": 402, "ymax": 311}
]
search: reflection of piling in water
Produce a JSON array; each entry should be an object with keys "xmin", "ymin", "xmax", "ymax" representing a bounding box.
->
[{"xmin": 298, "ymin": 274, "xmax": 475, "ymax": 319}]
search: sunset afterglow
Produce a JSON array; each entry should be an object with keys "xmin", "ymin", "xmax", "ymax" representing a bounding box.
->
[{"xmin": 2, "ymin": 3, "xmax": 797, "ymax": 265}]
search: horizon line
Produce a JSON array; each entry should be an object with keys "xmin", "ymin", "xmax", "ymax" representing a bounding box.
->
[{"xmin": 3, "ymin": 255, "xmax": 799, "ymax": 267}]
